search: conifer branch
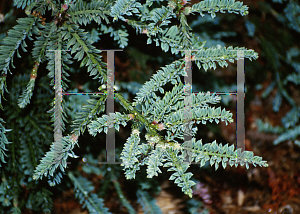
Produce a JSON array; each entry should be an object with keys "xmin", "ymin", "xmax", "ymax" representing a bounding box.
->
[
  {"xmin": 99, "ymin": 24, "xmax": 129, "ymax": 48},
  {"xmin": 112, "ymin": 176, "xmax": 137, "ymax": 214},
  {"xmin": 1, "ymin": 0, "xmax": 274, "ymax": 211},
  {"xmin": 110, "ymin": 0, "xmax": 142, "ymax": 22},
  {"xmin": 164, "ymin": 147, "xmax": 196, "ymax": 198},
  {"xmin": 68, "ymin": 0, "xmax": 112, "ymax": 25},
  {"xmin": 121, "ymin": 136, "xmax": 268, "ymax": 198},
  {"xmin": 0, "ymin": 76, "xmax": 8, "ymax": 110},
  {"xmin": 191, "ymin": 0, "xmax": 249, "ymax": 18},
  {"xmin": 71, "ymin": 95, "xmax": 107, "ymax": 136},
  {"xmin": 14, "ymin": 0, "xmax": 35, "ymax": 10},
  {"xmin": 68, "ymin": 171, "xmax": 111, "ymax": 214},
  {"xmin": 20, "ymin": 135, "xmax": 36, "ymax": 175},
  {"xmin": 0, "ymin": 16, "xmax": 38, "ymax": 108},
  {"xmin": 88, "ymin": 112, "xmax": 129, "ymax": 136},
  {"xmin": 32, "ymin": 22, "xmax": 56, "ymax": 64},
  {"xmin": 24, "ymin": 0, "xmax": 58, "ymax": 16},
  {"xmin": 0, "ymin": 16, "xmax": 37, "ymax": 75},
  {"xmin": 194, "ymin": 46, "xmax": 258, "ymax": 71},
  {"xmin": 120, "ymin": 130, "xmax": 142, "ymax": 179},
  {"xmin": 133, "ymin": 60, "xmax": 186, "ymax": 105},
  {"xmin": 178, "ymin": 12, "xmax": 193, "ymax": 48},
  {"xmin": 0, "ymin": 118, "xmax": 11, "ymax": 167},
  {"xmin": 32, "ymin": 135, "xmax": 79, "ymax": 183},
  {"xmin": 64, "ymin": 24, "xmax": 107, "ymax": 83},
  {"xmin": 136, "ymin": 189, "xmax": 162, "ymax": 214},
  {"xmin": 146, "ymin": 147, "xmax": 165, "ymax": 178},
  {"xmin": 17, "ymin": 61, "xmax": 39, "ymax": 108}
]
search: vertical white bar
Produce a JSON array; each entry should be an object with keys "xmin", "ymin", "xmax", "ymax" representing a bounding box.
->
[
  {"xmin": 53, "ymin": 50, "xmax": 63, "ymax": 161},
  {"xmin": 106, "ymin": 50, "xmax": 116, "ymax": 164},
  {"xmin": 237, "ymin": 50, "xmax": 245, "ymax": 153},
  {"xmin": 184, "ymin": 50, "xmax": 193, "ymax": 163},
  {"xmin": 98, "ymin": 50, "xmax": 122, "ymax": 164}
]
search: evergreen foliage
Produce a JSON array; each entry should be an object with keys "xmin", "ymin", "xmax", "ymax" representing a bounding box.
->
[
  {"xmin": 0, "ymin": 118, "xmax": 11, "ymax": 167},
  {"xmin": 0, "ymin": 0, "xmax": 269, "ymax": 213},
  {"xmin": 136, "ymin": 189, "xmax": 162, "ymax": 214},
  {"xmin": 255, "ymin": 0, "xmax": 300, "ymax": 146},
  {"xmin": 68, "ymin": 171, "xmax": 111, "ymax": 214}
]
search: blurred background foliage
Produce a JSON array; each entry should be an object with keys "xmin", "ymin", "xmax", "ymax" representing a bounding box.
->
[{"xmin": 0, "ymin": 0, "xmax": 299, "ymax": 213}]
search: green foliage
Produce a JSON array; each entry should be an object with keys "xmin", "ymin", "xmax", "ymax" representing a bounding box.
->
[
  {"xmin": 254, "ymin": 0, "xmax": 300, "ymax": 146},
  {"xmin": 121, "ymin": 133, "xmax": 267, "ymax": 197},
  {"xmin": 32, "ymin": 135, "xmax": 79, "ymax": 186},
  {"xmin": 191, "ymin": 0, "xmax": 249, "ymax": 18},
  {"xmin": 68, "ymin": 0, "xmax": 111, "ymax": 25},
  {"xmin": 0, "ymin": 118, "xmax": 11, "ymax": 167},
  {"xmin": 0, "ymin": 0, "xmax": 269, "ymax": 213},
  {"xmin": 257, "ymin": 109, "xmax": 300, "ymax": 146},
  {"xmin": 0, "ymin": 16, "xmax": 38, "ymax": 109},
  {"xmin": 13, "ymin": 0, "xmax": 35, "ymax": 9},
  {"xmin": 186, "ymin": 198, "xmax": 209, "ymax": 214},
  {"xmin": 17, "ymin": 77, "xmax": 36, "ymax": 108},
  {"xmin": 24, "ymin": 188, "xmax": 53, "ymax": 213},
  {"xmin": 136, "ymin": 189, "xmax": 162, "ymax": 214},
  {"xmin": 283, "ymin": 2, "xmax": 300, "ymax": 33},
  {"xmin": 88, "ymin": 111, "xmax": 129, "ymax": 136},
  {"xmin": 0, "ymin": 74, "xmax": 54, "ymax": 213},
  {"xmin": 98, "ymin": 23, "xmax": 129, "ymax": 48},
  {"xmin": 71, "ymin": 94, "xmax": 107, "ymax": 135},
  {"xmin": 111, "ymin": 0, "xmax": 142, "ymax": 22},
  {"xmin": 68, "ymin": 171, "xmax": 111, "ymax": 214},
  {"xmin": 0, "ymin": 16, "xmax": 37, "ymax": 75},
  {"xmin": 112, "ymin": 174, "xmax": 137, "ymax": 214}
]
